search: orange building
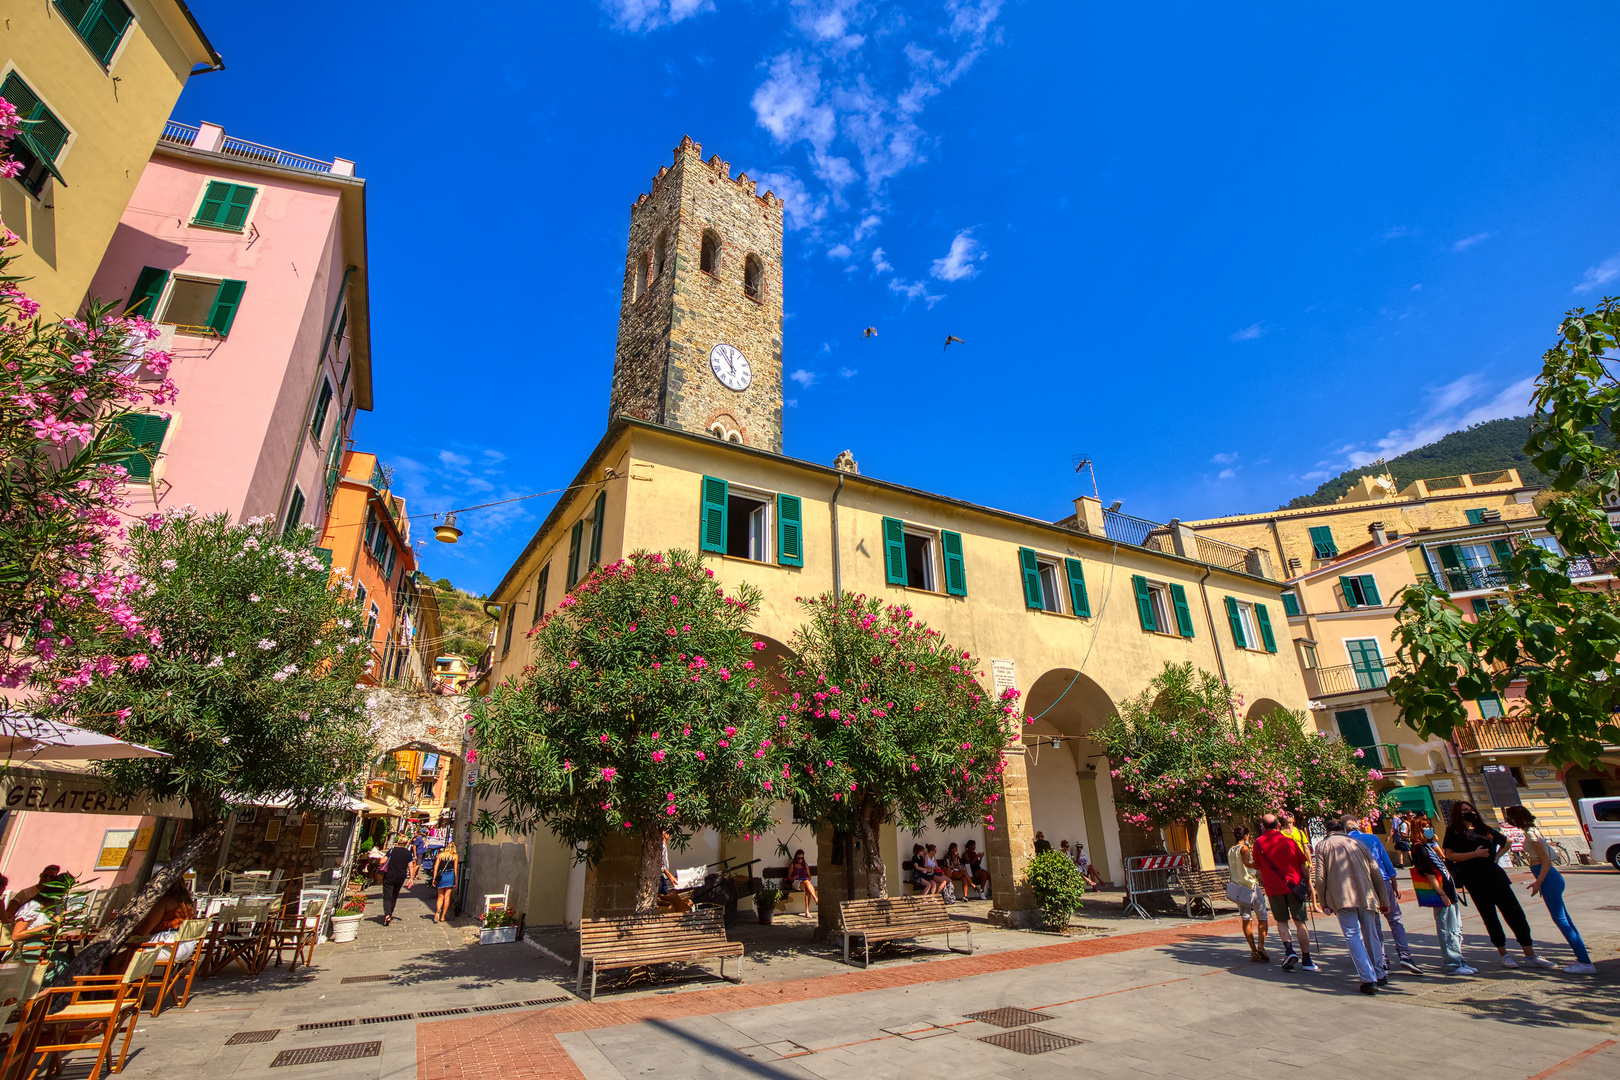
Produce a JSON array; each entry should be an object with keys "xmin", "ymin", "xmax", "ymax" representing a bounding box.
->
[{"xmin": 317, "ymin": 449, "xmax": 419, "ymax": 686}]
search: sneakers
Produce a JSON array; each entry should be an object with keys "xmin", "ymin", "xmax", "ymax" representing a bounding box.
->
[
  {"xmin": 1359, "ymin": 982, "xmax": 1378, "ymax": 995},
  {"xmin": 1562, "ymin": 962, "xmax": 1597, "ymax": 974},
  {"xmin": 1526, "ymin": 955, "xmax": 1557, "ymax": 969},
  {"xmin": 1282, "ymin": 953, "xmax": 1298, "ymax": 972},
  {"xmin": 1500, "ymin": 954, "xmax": 1519, "ymax": 969},
  {"xmin": 1299, "ymin": 958, "xmax": 1319, "ymax": 972},
  {"xmin": 1450, "ymin": 965, "xmax": 1479, "ymax": 976},
  {"xmin": 1375, "ymin": 976, "xmax": 1389, "ymax": 987},
  {"xmin": 1399, "ymin": 959, "xmax": 1425, "ymax": 976}
]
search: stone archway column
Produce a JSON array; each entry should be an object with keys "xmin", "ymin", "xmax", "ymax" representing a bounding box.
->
[{"xmin": 985, "ymin": 744, "xmax": 1040, "ymax": 928}]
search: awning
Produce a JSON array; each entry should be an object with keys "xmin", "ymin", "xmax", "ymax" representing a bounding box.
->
[
  {"xmin": 362, "ymin": 796, "xmax": 402, "ymax": 816},
  {"xmin": 1, "ymin": 714, "xmax": 170, "ymax": 762},
  {"xmin": 2, "ymin": 762, "xmax": 191, "ymax": 818},
  {"xmin": 226, "ymin": 789, "xmax": 366, "ymax": 812}
]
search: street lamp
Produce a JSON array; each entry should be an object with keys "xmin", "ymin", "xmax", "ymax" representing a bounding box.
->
[{"xmin": 433, "ymin": 512, "xmax": 462, "ymax": 544}]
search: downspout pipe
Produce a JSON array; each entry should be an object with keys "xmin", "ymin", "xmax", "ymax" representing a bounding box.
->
[
  {"xmin": 831, "ymin": 473, "xmax": 846, "ymax": 599},
  {"xmin": 1196, "ymin": 565, "xmax": 1236, "ymax": 722}
]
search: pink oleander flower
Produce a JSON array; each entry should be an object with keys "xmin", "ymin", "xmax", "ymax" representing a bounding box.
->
[{"xmin": 652, "ymin": 750, "xmax": 666, "ymax": 762}]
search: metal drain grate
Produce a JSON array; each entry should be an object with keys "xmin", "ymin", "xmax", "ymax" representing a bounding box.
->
[
  {"xmin": 966, "ymin": 1007, "xmax": 1057, "ymax": 1029},
  {"xmin": 979, "ymin": 1028, "xmax": 1087, "ymax": 1056},
  {"xmin": 524, "ymin": 997, "xmax": 570, "ymax": 1006},
  {"xmin": 472, "ymin": 1002, "xmax": 523, "ymax": 1012},
  {"xmin": 269, "ymin": 1042, "xmax": 381, "ymax": 1067},
  {"xmin": 340, "ymin": 975, "xmax": 392, "ymax": 984},
  {"xmin": 225, "ymin": 1030, "xmax": 281, "ymax": 1046},
  {"xmin": 360, "ymin": 1014, "xmax": 415, "ymax": 1025},
  {"xmin": 295, "ymin": 1019, "xmax": 355, "ymax": 1031},
  {"xmin": 417, "ymin": 1007, "xmax": 470, "ymax": 1018}
]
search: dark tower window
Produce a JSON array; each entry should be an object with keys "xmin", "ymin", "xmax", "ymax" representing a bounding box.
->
[
  {"xmin": 700, "ymin": 230, "xmax": 721, "ymax": 278},
  {"xmin": 744, "ymin": 254, "xmax": 764, "ymax": 301},
  {"xmin": 653, "ymin": 230, "xmax": 670, "ymax": 279},
  {"xmin": 633, "ymin": 252, "xmax": 650, "ymax": 302}
]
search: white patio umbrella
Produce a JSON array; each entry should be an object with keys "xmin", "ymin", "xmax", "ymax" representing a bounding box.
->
[{"xmin": 0, "ymin": 713, "xmax": 170, "ymax": 762}]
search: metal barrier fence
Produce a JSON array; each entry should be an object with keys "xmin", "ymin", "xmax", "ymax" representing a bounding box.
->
[{"xmin": 1123, "ymin": 854, "xmax": 1186, "ymax": 920}]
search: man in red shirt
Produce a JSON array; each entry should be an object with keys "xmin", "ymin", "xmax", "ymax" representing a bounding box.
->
[{"xmin": 1253, "ymin": 814, "xmax": 1316, "ymax": 972}]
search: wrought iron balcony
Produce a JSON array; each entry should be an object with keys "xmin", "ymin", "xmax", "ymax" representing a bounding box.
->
[
  {"xmin": 1357, "ymin": 743, "xmax": 1404, "ymax": 772},
  {"xmin": 1452, "ymin": 719, "xmax": 1543, "ymax": 754},
  {"xmin": 1415, "ymin": 565, "xmax": 1515, "ymax": 593},
  {"xmin": 1303, "ymin": 659, "xmax": 1394, "ymax": 698}
]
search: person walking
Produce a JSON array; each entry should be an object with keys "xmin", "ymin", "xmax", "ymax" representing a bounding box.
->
[
  {"xmin": 380, "ymin": 835, "xmax": 416, "ymax": 926},
  {"xmin": 431, "ymin": 842, "xmax": 459, "ymax": 924},
  {"xmin": 1253, "ymin": 814, "xmax": 1317, "ymax": 972},
  {"xmin": 1347, "ymin": 814, "xmax": 1423, "ymax": 975},
  {"xmin": 1226, "ymin": 824, "xmax": 1270, "ymax": 963},
  {"xmin": 1391, "ymin": 813, "xmax": 1412, "ymax": 868},
  {"xmin": 1502, "ymin": 806, "xmax": 1595, "ymax": 974},
  {"xmin": 1314, "ymin": 817, "xmax": 1391, "ymax": 994},
  {"xmin": 1441, "ymin": 802, "xmax": 1554, "ymax": 969},
  {"xmin": 1410, "ymin": 813, "xmax": 1474, "ymax": 974}
]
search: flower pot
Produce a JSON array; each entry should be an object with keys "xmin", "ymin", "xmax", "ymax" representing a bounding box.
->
[
  {"xmin": 755, "ymin": 905, "xmax": 773, "ymax": 926},
  {"xmin": 330, "ymin": 913, "xmax": 363, "ymax": 943},
  {"xmin": 480, "ymin": 925, "xmax": 518, "ymax": 945}
]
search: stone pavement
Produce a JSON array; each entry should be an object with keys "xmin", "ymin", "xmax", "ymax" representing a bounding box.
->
[{"xmin": 32, "ymin": 865, "xmax": 1620, "ymax": 1079}]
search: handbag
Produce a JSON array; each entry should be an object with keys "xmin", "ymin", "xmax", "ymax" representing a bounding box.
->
[{"xmin": 1224, "ymin": 880, "xmax": 1253, "ymax": 905}]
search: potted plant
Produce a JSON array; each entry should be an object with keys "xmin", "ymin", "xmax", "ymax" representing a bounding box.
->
[
  {"xmin": 330, "ymin": 893, "xmax": 366, "ymax": 942},
  {"xmin": 479, "ymin": 907, "xmax": 519, "ymax": 945},
  {"xmin": 1023, "ymin": 850, "xmax": 1086, "ymax": 931},
  {"xmin": 753, "ymin": 884, "xmax": 784, "ymax": 926}
]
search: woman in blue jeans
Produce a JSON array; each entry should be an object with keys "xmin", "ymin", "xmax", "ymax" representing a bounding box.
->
[{"xmin": 1502, "ymin": 807, "xmax": 1594, "ymax": 974}]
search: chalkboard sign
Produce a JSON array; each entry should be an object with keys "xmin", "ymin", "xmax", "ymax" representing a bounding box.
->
[
  {"xmin": 1481, "ymin": 767, "xmax": 1521, "ymax": 811},
  {"xmin": 321, "ymin": 820, "xmax": 347, "ymax": 851}
]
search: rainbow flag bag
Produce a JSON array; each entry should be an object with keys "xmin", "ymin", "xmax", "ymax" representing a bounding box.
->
[{"xmin": 1410, "ymin": 868, "xmax": 1445, "ymax": 908}]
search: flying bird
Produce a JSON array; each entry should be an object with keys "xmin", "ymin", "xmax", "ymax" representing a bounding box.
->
[
  {"xmin": 943, "ymin": 335, "xmax": 965, "ymax": 352},
  {"xmin": 863, "ymin": 327, "xmax": 877, "ymax": 338}
]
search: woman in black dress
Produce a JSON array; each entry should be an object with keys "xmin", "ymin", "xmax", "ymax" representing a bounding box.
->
[
  {"xmin": 380, "ymin": 835, "xmax": 416, "ymax": 925},
  {"xmin": 1440, "ymin": 801, "xmax": 1552, "ymax": 969}
]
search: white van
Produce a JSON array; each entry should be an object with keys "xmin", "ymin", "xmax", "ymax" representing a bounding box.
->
[{"xmin": 1577, "ymin": 797, "xmax": 1620, "ymax": 871}]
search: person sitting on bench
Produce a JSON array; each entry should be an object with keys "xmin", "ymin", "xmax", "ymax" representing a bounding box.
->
[
  {"xmin": 787, "ymin": 849, "xmax": 817, "ymax": 914},
  {"xmin": 961, "ymin": 841, "xmax": 991, "ymax": 899}
]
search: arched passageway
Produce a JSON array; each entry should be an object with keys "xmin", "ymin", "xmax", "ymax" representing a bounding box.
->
[{"xmin": 1021, "ymin": 669, "xmax": 1126, "ymax": 882}]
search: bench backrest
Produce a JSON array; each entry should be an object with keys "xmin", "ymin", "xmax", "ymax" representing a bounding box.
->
[
  {"xmin": 840, "ymin": 893, "xmax": 950, "ymax": 931},
  {"xmin": 579, "ymin": 907, "xmax": 728, "ymax": 954},
  {"xmin": 761, "ymin": 865, "xmax": 817, "ymax": 880}
]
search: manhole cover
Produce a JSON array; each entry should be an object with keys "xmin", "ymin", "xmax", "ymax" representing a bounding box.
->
[
  {"xmin": 295, "ymin": 1020, "xmax": 354, "ymax": 1031},
  {"xmin": 340, "ymin": 975, "xmax": 392, "ymax": 984},
  {"xmin": 269, "ymin": 1042, "xmax": 382, "ymax": 1067},
  {"xmin": 360, "ymin": 1013, "xmax": 415, "ymax": 1025},
  {"xmin": 966, "ymin": 1007, "xmax": 1057, "ymax": 1028},
  {"xmin": 978, "ymin": 1028, "xmax": 1087, "ymax": 1055},
  {"xmin": 417, "ymin": 1008, "xmax": 470, "ymax": 1018},
  {"xmin": 225, "ymin": 1030, "xmax": 280, "ymax": 1045}
]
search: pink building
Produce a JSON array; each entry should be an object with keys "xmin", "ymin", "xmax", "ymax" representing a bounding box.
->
[{"xmin": 87, "ymin": 121, "xmax": 373, "ymax": 535}]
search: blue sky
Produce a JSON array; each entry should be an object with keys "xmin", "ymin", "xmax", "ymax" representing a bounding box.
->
[{"xmin": 174, "ymin": 2, "xmax": 1620, "ymax": 594}]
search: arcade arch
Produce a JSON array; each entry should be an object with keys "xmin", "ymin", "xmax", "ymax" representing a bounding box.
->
[{"xmin": 1021, "ymin": 668, "xmax": 1126, "ymax": 882}]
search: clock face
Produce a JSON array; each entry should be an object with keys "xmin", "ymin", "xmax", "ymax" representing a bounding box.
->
[{"xmin": 709, "ymin": 343, "xmax": 752, "ymax": 391}]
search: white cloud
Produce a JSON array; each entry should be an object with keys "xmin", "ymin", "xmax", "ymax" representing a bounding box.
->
[
  {"xmin": 827, "ymin": 243, "xmax": 852, "ymax": 259},
  {"xmin": 751, "ymin": 169, "xmax": 827, "ymax": 231},
  {"xmin": 1230, "ymin": 322, "xmax": 1265, "ymax": 342},
  {"xmin": 838, "ymin": 367, "xmax": 858, "ymax": 378},
  {"xmin": 853, "ymin": 214, "xmax": 882, "ymax": 242},
  {"xmin": 1453, "ymin": 232, "xmax": 1492, "ymax": 252},
  {"xmin": 930, "ymin": 228, "xmax": 985, "ymax": 281},
  {"xmin": 439, "ymin": 450, "xmax": 472, "ymax": 467},
  {"xmin": 888, "ymin": 278, "xmax": 943, "ymax": 307},
  {"xmin": 1382, "ymin": 225, "xmax": 1414, "ymax": 240},
  {"xmin": 1217, "ymin": 468, "xmax": 1236, "ymax": 481},
  {"xmin": 1301, "ymin": 470, "xmax": 1331, "ymax": 483},
  {"xmin": 1575, "ymin": 253, "xmax": 1620, "ymax": 293},
  {"xmin": 871, "ymin": 247, "xmax": 893, "ymax": 273},
  {"xmin": 786, "ymin": 398, "xmax": 799, "ymax": 408},
  {"xmin": 789, "ymin": 369, "xmax": 818, "ymax": 388},
  {"xmin": 1342, "ymin": 372, "xmax": 1535, "ymax": 468},
  {"xmin": 601, "ymin": 0, "xmax": 713, "ymax": 33},
  {"xmin": 1211, "ymin": 451, "xmax": 1239, "ymax": 465}
]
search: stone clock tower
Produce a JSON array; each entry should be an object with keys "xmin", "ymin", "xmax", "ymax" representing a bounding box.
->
[{"xmin": 608, "ymin": 136, "xmax": 785, "ymax": 453}]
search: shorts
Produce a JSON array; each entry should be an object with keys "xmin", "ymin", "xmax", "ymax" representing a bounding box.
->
[
  {"xmin": 1268, "ymin": 891, "xmax": 1307, "ymax": 924},
  {"xmin": 1225, "ymin": 881, "xmax": 1267, "ymax": 923},
  {"xmin": 789, "ymin": 879, "xmax": 811, "ymax": 892}
]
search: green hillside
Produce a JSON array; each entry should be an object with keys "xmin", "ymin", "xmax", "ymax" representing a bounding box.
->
[
  {"xmin": 1282, "ymin": 416, "xmax": 1554, "ymax": 509},
  {"xmin": 425, "ymin": 577, "xmax": 495, "ymax": 660}
]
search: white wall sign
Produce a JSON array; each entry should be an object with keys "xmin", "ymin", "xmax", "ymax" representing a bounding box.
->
[
  {"xmin": 1431, "ymin": 778, "xmax": 1455, "ymax": 793},
  {"xmin": 991, "ymin": 659, "xmax": 1017, "ymax": 698}
]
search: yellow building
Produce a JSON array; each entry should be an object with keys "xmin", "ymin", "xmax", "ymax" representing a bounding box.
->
[
  {"xmin": 1187, "ymin": 470, "xmax": 1538, "ymax": 580},
  {"xmin": 432, "ymin": 655, "xmax": 471, "ymax": 694},
  {"xmin": 1, "ymin": 1, "xmax": 221, "ymax": 318}
]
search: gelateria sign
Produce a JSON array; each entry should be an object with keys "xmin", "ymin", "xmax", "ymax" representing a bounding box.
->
[{"xmin": 1, "ymin": 769, "xmax": 189, "ymax": 818}]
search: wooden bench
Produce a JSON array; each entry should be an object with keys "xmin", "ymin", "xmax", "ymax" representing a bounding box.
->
[
  {"xmin": 761, "ymin": 864, "xmax": 818, "ymax": 913},
  {"xmin": 1177, "ymin": 869, "xmax": 1226, "ymax": 920},
  {"xmin": 836, "ymin": 894, "xmax": 972, "ymax": 968},
  {"xmin": 575, "ymin": 908, "xmax": 744, "ymax": 1000}
]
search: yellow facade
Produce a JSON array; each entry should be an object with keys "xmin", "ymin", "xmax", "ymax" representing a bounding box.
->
[
  {"xmin": 1187, "ymin": 470, "xmax": 1537, "ymax": 579},
  {"xmin": 1, "ymin": 1, "xmax": 219, "ymax": 317},
  {"xmin": 474, "ymin": 420, "xmax": 1313, "ymax": 926}
]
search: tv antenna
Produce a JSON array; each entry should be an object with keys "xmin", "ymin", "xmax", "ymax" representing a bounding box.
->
[{"xmin": 1071, "ymin": 454, "xmax": 1100, "ymax": 502}]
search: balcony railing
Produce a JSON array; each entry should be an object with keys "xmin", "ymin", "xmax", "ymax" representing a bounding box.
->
[
  {"xmin": 1302, "ymin": 659, "xmax": 1395, "ymax": 698},
  {"xmin": 1356, "ymin": 743, "xmax": 1404, "ymax": 772},
  {"xmin": 1452, "ymin": 719, "xmax": 1543, "ymax": 754},
  {"xmin": 1416, "ymin": 565, "xmax": 1515, "ymax": 593},
  {"xmin": 161, "ymin": 120, "xmax": 198, "ymax": 146},
  {"xmin": 158, "ymin": 121, "xmax": 335, "ymax": 174},
  {"xmin": 1194, "ymin": 533, "xmax": 1253, "ymax": 574},
  {"xmin": 1103, "ymin": 508, "xmax": 1164, "ymax": 547}
]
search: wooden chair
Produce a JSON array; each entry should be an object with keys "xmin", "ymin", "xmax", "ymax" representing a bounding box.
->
[
  {"xmin": 267, "ymin": 899, "xmax": 325, "ymax": 972},
  {"xmin": 0, "ymin": 963, "xmax": 47, "ymax": 1068},
  {"xmin": 212, "ymin": 900, "xmax": 273, "ymax": 976},
  {"xmin": 3, "ymin": 948, "xmax": 158, "ymax": 1080},
  {"xmin": 144, "ymin": 918, "xmax": 210, "ymax": 1016}
]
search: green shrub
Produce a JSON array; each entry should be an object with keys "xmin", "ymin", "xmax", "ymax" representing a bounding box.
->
[{"xmin": 1024, "ymin": 850, "xmax": 1086, "ymax": 928}]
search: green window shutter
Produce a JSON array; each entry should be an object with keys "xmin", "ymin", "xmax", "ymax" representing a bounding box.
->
[
  {"xmin": 221, "ymin": 184, "xmax": 257, "ymax": 230},
  {"xmin": 109, "ymin": 413, "xmax": 169, "ymax": 481},
  {"xmin": 1224, "ymin": 596, "xmax": 1247, "ymax": 648},
  {"xmin": 1255, "ymin": 603, "xmax": 1278, "ymax": 653},
  {"xmin": 1465, "ymin": 509, "xmax": 1487, "ymax": 525},
  {"xmin": 1308, "ymin": 526, "xmax": 1337, "ymax": 559},
  {"xmin": 882, "ymin": 517, "xmax": 907, "ymax": 585},
  {"xmin": 77, "ymin": 0, "xmax": 135, "ymax": 64},
  {"xmin": 532, "ymin": 565, "xmax": 549, "ymax": 625},
  {"xmin": 1335, "ymin": 708, "xmax": 1376, "ymax": 750},
  {"xmin": 1358, "ymin": 574, "xmax": 1381, "ymax": 606},
  {"xmin": 1478, "ymin": 694, "xmax": 1504, "ymax": 719},
  {"xmin": 699, "ymin": 476, "xmax": 728, "ymax": 553},
  {"xmin": 363, "ymin": 509, "xmax": 377, "ymax": 549},
  {"xmin": 1131, "ymin": 574, "xmax": 1156, "ymax": 631},
  {"xmin": 194, "ymin": 180, "xmax": 233, "ymax": 226},
  {"xmin": 124, "ymin": 266, "xmax": 169, "ymax": 317},
  {"xmin": 207, "ymin": 279, "xmax": 247, "ymax": 336},
  {"xmin": 777, "ymin": 494, "xmax": 803, "ymax": 567},
  {"xmin": 1436, "ymin": 544, "xmax": 1462, "ymax": 569},
  {"xmin": 567, "ymin": 520, "xmax": 584, "ymax": 588},
  {"xmin": 313, "ymin": 547, "xmax": 333, "ymax": 569},
  {"xmin": 1064, "ymin": 558, "xmax": 1090, "ymax": 618},
  {"xmin": 283, "ymin": 487, "xmax": 306, "ymax": 539},
  {"xmin": 310, "ymin": 379, "xmax": 333, "ymax": 441},
  {"xmin": 1339, "ymin": 575, "xmax": 1361, "ymax": 608},
  {"xmin": 1020, "ymin": 548, "xmax": 1045, "ymax": 610},
  {"xmin": 1490, "ymin": 539, "xmax": 1513, "ymax": 566},
  {"xmin": 1281, "ymin": 591, "xmax": 1301, "ymax": 617},
  {"xmin": 941, "ymin": 530, "xmax": 967, "ymax": 596},
  {"xmin": 1169, "ymin": 582, "xmax": 1194, "ymax": 637},
  {"xmin": 501, "ymin": 604, "xmax": 516, "ymax": 656},
  {"xmin": 589, "ymin": 490, "xmax": 607, "ymax": 568}
]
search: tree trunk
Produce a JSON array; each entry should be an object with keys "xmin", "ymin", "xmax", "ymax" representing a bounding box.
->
[
  {"xmin": 855, "ymin": 797, "xmax": 887, "ymax": 899},
  {"xmin": 634, "ymin": 826, "xmax": 664, "ymax": 916},
  {"xmin": 59, "ymin": 815, "xmax": 225, "ymax": 984}
]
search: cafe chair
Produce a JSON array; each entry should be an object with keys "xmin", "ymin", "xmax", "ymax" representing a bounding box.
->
[
  {"xmin": 0, "ymin": 963, "xmax": 47, "ymax": 1066},
  {"xmin": 268, "ymin": 899, "xmax": 325, "ymax": 972},
  {"xmin": 213, "ymin": 900, "xmax": 273, "ymax": 976},
  {"xmin": 145, "ymin": 918, "xmax": 210, "ymax": 1016},
  {"xmin": 3, "ymin": 947, "xmax": 158, "ymax": 1080}
]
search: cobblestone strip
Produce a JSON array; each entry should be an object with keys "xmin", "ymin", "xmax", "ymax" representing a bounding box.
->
[{"xmin": 416, "ymin": 917, "xmax": 1243, "ymax": 1080}]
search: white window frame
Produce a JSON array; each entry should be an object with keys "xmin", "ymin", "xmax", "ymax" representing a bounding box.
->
[
  {"xmin": 1144, "ymin": 580, "xmax": 1175, "ymax": 635},
  {"xmin": 1035, "ymin": 557, "xmax": 1064, "ymax": 614},
  {"xmin": 156, "ymin": 272, "xmax": 228, "ymax": 333},
  {"xmin": 1233, "ymin": 600, "xmax": 1261, "ymax": 650},
  {"xmin": 901, "ymin": 525, "xmax": 938, "ymax": 592},
  {"xmin": 726, "ymin": 483, "xmax": 772, "ymax": 563}
]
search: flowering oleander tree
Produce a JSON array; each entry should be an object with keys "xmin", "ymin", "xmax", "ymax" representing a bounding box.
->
[
  {"xmin": 1248, "ymin": 709, "xmax": 1382, "ymax": 822},
  {"xmin": 469, "ymin": 550, "xmax": 785, "ymax": 915},
  {"xmin": 49, "ymin": 510, "xmax": 375, "ymax": 978},
  {"xmin": 775, "ymin": 594, "xmax": 1014, "ymax": 906},
  {"xmin": 1, "ymin": 99, "xmax": 178, "ymax": 697}
]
